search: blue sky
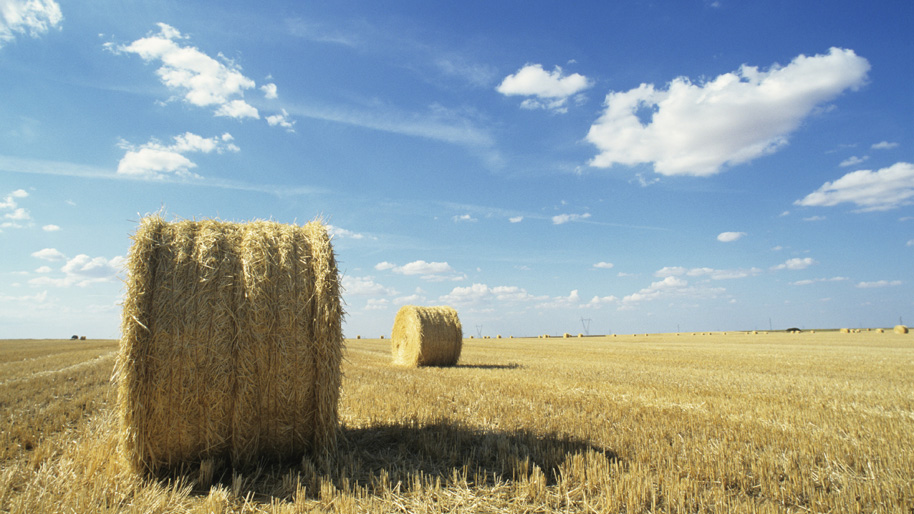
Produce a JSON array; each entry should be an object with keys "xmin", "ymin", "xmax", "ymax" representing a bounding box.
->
[{"xmin": 1, "ymin": 0, "xmax": 912, "ymax": 339}]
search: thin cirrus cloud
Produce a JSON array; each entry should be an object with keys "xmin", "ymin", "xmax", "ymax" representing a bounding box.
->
[
  {"xmin": 586, "ymin": 47, "xmax": 870, "ymax": 176},
  {"xmin": 110, "ymin": 23, "xmax": 260, "ymax": 120},
  {"xmin": 116, "ymin": 132, "xmax": 239, "ymax": 179},
  {"xmin": 795, "ymin": 162, "xmax": 914, "ymax": 212},
  {"xmin": 496, "ymin": 64, "xmax": 593, "ymax": 113},
  {"xmin": 0, "ymin": 0, "xmax": 62, "ymax": 49},
  {"xmin": 552, "ymin": 213, "xmax": 591, "ymax": 225}
]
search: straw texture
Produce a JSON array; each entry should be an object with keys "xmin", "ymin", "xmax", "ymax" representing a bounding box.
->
[
  {"xmin": 116, "ymin": 216, "xmax": 343, "ymax": 473},
  {"xmin": 390, "ymin": 305, "xmax": 462, "ymax": 367}
]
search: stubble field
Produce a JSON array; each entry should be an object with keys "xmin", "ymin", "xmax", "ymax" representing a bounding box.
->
[{"xmin": 0, "ymin": 330, "xmax": 911, "ymax": 513}]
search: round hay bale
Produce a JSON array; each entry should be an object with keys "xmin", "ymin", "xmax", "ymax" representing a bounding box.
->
[
  {"xmin": 895, "ymin": 325, "xmax": 909, "ymax": 334},
  {"xmin": 876, "ymin": 328, "xmax": 884, "ymax": 333},
  {"xmin": 563, "ymin": 333, "xmax": 571, "ymax": 338},
  {"xmin": 840, "ymin": 328, "xmax": 850, "ymax": 334},
  {"xmin": 116, "ymin": 216, "xmax": 343, "ymax": 474},
  {"xmin": 390, "ymin": 305, "xmax": 462, "ymax": 367}
]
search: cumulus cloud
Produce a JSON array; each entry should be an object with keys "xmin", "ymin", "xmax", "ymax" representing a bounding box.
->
[
  {"xmin": 593, "ymin": 262, "xmax": 614, "ymax": 269},
  {"xmin": 117, "ymin": 132, "xmax": 239, "ymax": 179},
  {"xmin": 496, "ymin": 64, "xmax": 592, "ymax": 113},
  {"xmin": 0, "ymin": 0, "xmax": 62, "ymax": 49},
  {"xmin": 509, "ymin": 216, "xmax": 523, "ymax": 223},
  {"xmin": 0, "ymin": 189, "xmax": 30, "ymax": 225},
  {"xmin": 771, "ymin": 257, "xmax": 816, "ymax": 271},
  {"xmin": 856, "ymin": 280, "xmax": 902, "ymax": 288},
  {"xmin": 42, "ymin": 224, "xmax": 60, "ymax": 231},
  {"xmin": 265, "ymin": 109, "xmax": 296, "ymax": 132},
  {"xmin": 439, "ymin": 283, "xmax": 546, "ymax": 306},
  {"xmin": 342, "ymin": 275, "xmax": 396, "ymax": 296},
  {"xmin": 552, "ymin": 213, "xmax": 591, "ymax": 225},
  {"xmin": 871, "ymin": 141, "xmax": 898, "ymax": 150},
  {"xmin": 586, "ymin": 48, "xmax": 870, "ymax": 176},
  {"xmin": 29, "ymin": 253, "xmax": 125, "ymax": 287},
  {"xmin": 717, "ymin": 231, "xmax": 746, "ymax": 242},
  {"xmin": 31, "ymin": 247, "xmax": 66, "ymax": 261},
  {"xmin": 375, "ymin": 260, "xmax": 462, "ymax": 281},
  {"xmin": 260, "ymin": 83, "xmax": 278, "ymax": 99},
  {"xmin": 795, "ymin": 162, "xmax": 914, "ymax": 212},
  {"xmin": 113, "ymin": 23, "xmax": 259, "ymax": 119},
  {"xmin": 326, "ymin": 224, "xmax": 368, "ymax": 240}
]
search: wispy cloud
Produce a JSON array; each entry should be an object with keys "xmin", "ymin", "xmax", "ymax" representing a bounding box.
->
[
  {"xmin": 552, "ymin": 212, "xmax": 591, "ymax": 225},
  {"xmin": 771, "ymin": 257, "xmax": 816, "ymax": 271},
  {"xmin": 871, "ymin": 141, "xmax": 898, "ymax": 150},
  {"xmin": 856, "ymin": 280, "xmax": 902, "ymax": 288},
  {"xmin": 586, "ymin": 48, "xmax": 870, "ymax": 176},
  {"xmin": 795, "ymin": 162, "xmax": 914, "ymax": 212},
  {"xmin": 839, "ymin": 155, "xmax": 868, "ymax": 167}
]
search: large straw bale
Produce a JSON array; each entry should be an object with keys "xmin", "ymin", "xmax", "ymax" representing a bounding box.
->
[
  {"xmin": 895, "ymin": 325, "xmax": 909, "ymax": 334},
  {"xmin": 116, "ymin": 216, "xmax": 343, "ymax": 474},
  {"xmin": 391, "ymin": 305, "xmax": 462, "ymax": 366}
]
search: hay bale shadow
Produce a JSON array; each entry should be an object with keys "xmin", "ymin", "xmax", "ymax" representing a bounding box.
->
[
  {"xmin": 171, "ymin": 420, "xmax": 617, "ymax": 503},
  {"xmin": 453, "ymin": 363, "xmax": 523, "ymax": 370}
]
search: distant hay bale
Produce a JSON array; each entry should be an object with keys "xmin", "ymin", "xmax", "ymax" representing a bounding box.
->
[
  {"xmin": 876, "ymin": 328, "xmax": 884, "ymax": 333},
  {"xmin": 563, "ymin": 333, "xmax": 571, "ymax": 338},
  {"xmin": 840, "ymin": 328, "xmax": 850, "ymax": 334},
  {"xmin": 116, "ymin": 216, "xmax": 343, "ymax": 474},
  {"xmin": 390, "ymin": 305, "xmax": 462, "ymax": 367},
  {"xmin": 895, "ymin": 325, "xmax": 909, "ymax": 334}
]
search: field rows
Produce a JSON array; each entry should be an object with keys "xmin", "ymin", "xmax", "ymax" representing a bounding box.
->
[{"xmin": 0, "ymin": 332, "xmax": 912, "ymax": 512}]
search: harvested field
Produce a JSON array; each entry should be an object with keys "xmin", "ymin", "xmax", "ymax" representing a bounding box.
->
[{"xmin": 1, "ymin": 330, "xmax": 912, "ymax": 512}]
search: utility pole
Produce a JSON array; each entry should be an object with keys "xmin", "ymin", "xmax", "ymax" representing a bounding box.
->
[
  {"xmin": 476, "ymin": 324, "xmax": 483, "ymax": 338},
  {"xmin": 580, "ymin": 317, "xmax": 592, "ymax": 336}
]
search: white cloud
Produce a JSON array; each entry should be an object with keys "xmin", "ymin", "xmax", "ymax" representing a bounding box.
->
[
  {"xmin": 907, "ymin": 239, "xmax": 914, "ymax": 247},
  {"xmin": 856, "ymin": 280, "xmax": 902, "ymax": 288},
  {"xmin": 439, "ymin": 282, "xmax": 546, "ymax": 306},
  {"xmin": 116, "ymin": 132, "xmax": 239, "ymax": 179},
  {"xmin": 655, "ymin": 265, "xmax": 761, "ymax": 280},
  {"xmin": 375, "ymin": 260, "xmax": 462, "ymax": 281},
  {"xmin": 593, "ymin": 261, "xmax": 614, "ymax": 269},
  {"xmin": 791, "ymin": 277, "xmax": 848, "ymax": 286},
  {"xmin": 115, "ymin": 23, "xmax": 259, "ymax": 120},
  {"xmin": 42, "ymin": 224, "xmax": 60, "ymax": 231},
  {"xmin": 31, "ymin": 247, "xmax": 65, "ymax": 261},
  {"xmin": 265, "ymin": 109, "xmax": 296, "ymax": 132},
  {"xmin": 871, "ymin": 141, "xmax": 898, "ymax": 150},
  {"xmin": 29, "ymin": 254, "xmax": 125, "ymax": 287},
  {"xmin": 509, "ymin": 216, "xmax": 523, "ymax": 223},
  {"xmin": 365, "ymin": 298, "xmax": 389, "ymax": 311},
  {"xmin": 717, "ymin": 231, "xmax": 746, "ymax": 242},
  {"xmin": 536, "ymin": 289, "xmax": 581, "ymax": 309},
  {"xmin": 771, "ymin": 257, "xmax": 816, "ymax": 271},
  {"xmin": 839, "ymin": 155, "xmax": 868, "ymax": 167},
  {"xmin": 552, "ymin": 212, "xmax": 591, "ymax": 225},
  {"xmin": 1, "ymin": 189, "xmax": 30, "ymax": 224},
  {"xmin": 34, "ymin": 265, "xmax": 51, "ymax": 273},
  {"xmin": 795, "ymin": 162, "xmax": 914, "ymax": 212},
  {"xmin": 586, "ymin": 295, "xmax": 618, "ymax": 307},
  {"xmin": 260, "ymin": 83, "xmax": 278, "ymax": 99},
  {"xmin": 326, "ymin": 224, "xmax": 368, "ymax": 240},
  {"xmin": 803, "ymin": 215, "xmax": 826, "ymax": 221},
  {"xmin": 0, "ymin": 0, "xmax": 62, "ymax": 48},
  {"xmin": 342, "ymin": 275, "xmax": 396, "ymax": 296},
  {"xmin": 586, "ymin": 48, "xmax": 870, "ymax": 176},
  {"xmin": 452, "ymin": 213, "xmax": 477, "ymax": 222},
  {"xmin": 496, "ymin": 64, "xmax": 592, "ymax": 113},
  {"xmin": 4, "ymin": 207, "xmax": 29, "ymax": 220}
]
